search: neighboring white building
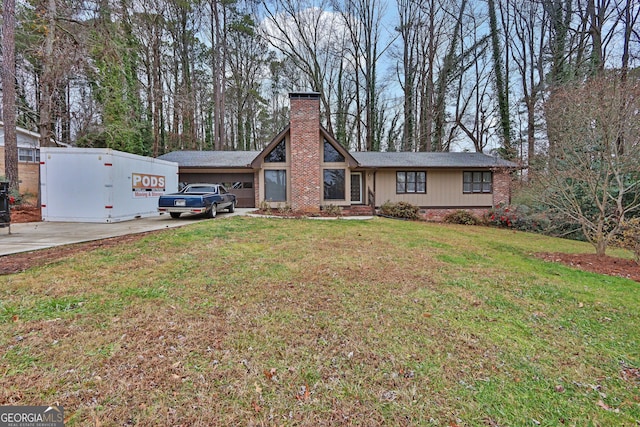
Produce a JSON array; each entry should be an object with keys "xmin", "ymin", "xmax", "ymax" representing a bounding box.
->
[
  {"xmin": 0, "ymin": 121, "xmax": 41, "ymax": 161},
  {"xmin": 0, "ymin": 121, "xmax": 42, "ymax": 195}
]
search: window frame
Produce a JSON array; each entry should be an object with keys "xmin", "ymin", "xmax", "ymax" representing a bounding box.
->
[
  {"xmin": 323, "ymin": 168, "xmax": 346, "ymax": 201},
  {"xmin": 396, "ymin": 171, "xmax": 427, "ymax": 194},
  {"xmin": 323, "ymin": 140, "xmax": 345, "ymax": 163},
  {"xmin": 18, "ymin": 148, "xmax": 39, "ymax": 163},
  {"xmin": 264, "ymin": 169, "xmax": 287, "ymax": 202},
  {"xmin": 463, "ymin": 171, "xmax": 493, "ymax": 194},
  {"xmin": 264, "ymin": 139, "xmax": 287, "ymax": 163}
]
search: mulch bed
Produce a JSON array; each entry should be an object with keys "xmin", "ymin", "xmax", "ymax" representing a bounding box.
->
[
  {"xmin": 7, "ymin": 204, "xmax": 42, "ymax": 223},
  {"xmin": 535, "ymin": 252, "xmax": 640, "ymax": 283}
]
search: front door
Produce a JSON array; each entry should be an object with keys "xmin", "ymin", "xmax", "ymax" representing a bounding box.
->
[{"xmin": 350, "ymin": 173, "xmax": 362, "ymax": 204}]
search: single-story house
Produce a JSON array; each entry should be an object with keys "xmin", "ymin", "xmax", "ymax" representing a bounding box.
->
[
  {"xmin": 0, "ymin": 121, "xmax": 41, "ymax": 195},
  {"xmin": 159, "ymin": 93, "xmax": 518, "ymax": 220}
]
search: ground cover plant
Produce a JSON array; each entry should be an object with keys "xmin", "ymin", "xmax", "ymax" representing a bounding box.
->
[{"xmin": 1, "ymin": 217, "xmax": 638, "ymax": 426}]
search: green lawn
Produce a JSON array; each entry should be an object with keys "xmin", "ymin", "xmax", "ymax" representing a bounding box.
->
[{"xmin": 1, "ymin": 217, "xmax": 638, "ymax": 426}]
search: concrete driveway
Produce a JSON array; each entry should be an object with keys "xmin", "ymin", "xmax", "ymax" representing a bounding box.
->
[{"xmin": 0, "ymin": 209, "xmax": 250, "ymax": 256}]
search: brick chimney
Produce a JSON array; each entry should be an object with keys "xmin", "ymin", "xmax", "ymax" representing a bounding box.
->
[{"xmin": 289, "ymin": 92, "xmax": 321, "ymax": 212}]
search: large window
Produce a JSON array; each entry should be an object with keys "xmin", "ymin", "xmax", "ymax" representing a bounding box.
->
[
  {"xmin": 396, "ymin": 171, "xmax": 426, "ymax": 194},
  {"xmin": 323, "ymin": 140, "xmax": 345, "ymax": 163},
  {"xmin": 463, "ymin": 171, "xmax": 492, "ymax": 194},
  {"xmin": 265, "ymin": 139, "xmax": 286, "ymax": 163},
  {"xmin": 265, "ymin": 170, "xmax": 287, "ymax": 201},
  {"xmin": 324, "ymin": 169, "xmax": 345, "ymax": 200}
]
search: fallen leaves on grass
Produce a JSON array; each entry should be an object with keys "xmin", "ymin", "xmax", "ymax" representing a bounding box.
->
[
  {"xmin": 264, "ymin": 368, "xmax": 278, "ymax": 382},
  {"xmin": 596, "ymin": 400, "xmax": 620, "ymax": 413},
  {"xmin": 620, "ymin": 364, "xmax": 640, "ymax": 382},
  {"xmin": 380, "ymin": 390, "xmax": 398, "ymax": 402},
  {"xmin": 295, "ymin": 384, "xmax": 310, "ymax": 402}
]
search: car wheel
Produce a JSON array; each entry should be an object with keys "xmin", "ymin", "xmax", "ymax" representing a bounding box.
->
[
  {"xmin": 228, "ymin": 201, "xmax": 235, "ymax": 213},
  {"xmin": 208, "ymin": 204, "xmax": 217, "ymax": 218},
  {"xmin": 170, "ymin": 212, "xmax": 181, "ymax": 219}
]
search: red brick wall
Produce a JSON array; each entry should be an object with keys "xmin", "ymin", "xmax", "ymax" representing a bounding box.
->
[
  {"xmin": 289, "ymin": 94, "xmax": 321, "ymax": 212},
  {"xmin": 254, "ymin": 171, "xmax": 260, "ymax": 208},
  {"xmin": 492, "ymin": 169, "xmax": 512, "ymax": 206}
]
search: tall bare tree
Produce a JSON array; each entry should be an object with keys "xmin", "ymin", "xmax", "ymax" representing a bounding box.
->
[
  {"xmin": 2, "ymin": 0, "xmax": 19, "ymax": 191},
  {"xmin": 452, "ymin": 11, "xmax": 493, "ymax": 153},
  {"xmin": 134, "ymin": 0, "xmax": 167, "ymax": 156},
  {"xmin": 210, "ymin": 0, "xmax": 227, "ymax": 150},
  {"xmin": 261, "ymin": 0, "xmax": 345, "ymax": 134},
  {"xmin": 397, "ymin": 0, "xmax": 486, "ymax": 152},
  {"xmin": 506, "ymin": 0, "xmax": 546, "ymax": 168},
  {"xmin": 226, "ymin": 12, "xmax": 270, "ymax": 150},
  {"xmin": 487, "ymin": 0, "xmax": 513, "ymax": 159},
  {"xmin": 395, "ymin": 0, "xmax": 419, "ymax": 151},
  {"xmin": 333, "ymin": 0, "xmax": 388, "ymax": 151},
  {"xmin": 617, "ymin": 0, "xmax": 640, "ymax": 154},
  {"xmin": 37, "ymin": 0, "xmax": 57, "ymax": 148},
  {"xmin": 432, "ymin": 0, "xmax": 469, "ymax": 152}
]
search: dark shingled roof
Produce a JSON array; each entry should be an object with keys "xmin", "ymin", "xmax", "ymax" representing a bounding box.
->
[
  {"xmin": 158, "ymin": 150, "xmax": 518, "ymax": 169},
  {"xmin": 158, "ymin": 151, "xmax": 260, "ymax": 168},
  {"xmin": 350, "ymin": 151, "xmax": 518, "ymax": 168}
]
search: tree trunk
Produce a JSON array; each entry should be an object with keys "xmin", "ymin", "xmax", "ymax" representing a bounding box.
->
[
  {"xmin": 487, "ymin": 0, "xmax": 513, "ymax": 159},
  {"xmin": 433, "ymin": 0, "xmax": 467, "ymax": 152},
  {"xmin": 595, "ymin": 238, "xmax": 607, "ymax": 257},
  {"xmin": 38, "ymin": 0, "xmax": 57, "ymax": 148},
  {"xmin": 152, "ymin": 25, "xmax": 162, "ymax": 156},
  {"xmin": 211, "ymin": 0, "xmax": 226, "ymax": 151},
  {"xmin": 617, "ymin": 1, "xmax": 637, "ymax": 155},
  {"xmin": 526, "ymin": 96, "xmax": 535, "ymax": 166},
  {"xmin": 421, "ymin": 6, "xmax": 435, "ymax": 152},
  {"xmin": 2, "ymin": 0, "xmax": 19, "ymax": 192},
  {"xmin": 586, "ymin": 0, "xmax": 604, "ymax": 75}
]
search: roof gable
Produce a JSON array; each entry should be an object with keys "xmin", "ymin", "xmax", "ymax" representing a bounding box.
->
[
  {"xmin": 320, "ymin": 127, "xmax": 358, "ymax": 167},
  {"xmin": 250, "ymin": 126, "xmax": 289, "ymax": 167},
  {"xmin": 250, "ymin": 125, "xmax": 358, "ymax": 168}
]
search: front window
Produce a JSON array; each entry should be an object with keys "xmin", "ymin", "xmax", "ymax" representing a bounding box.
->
[
  {"xmin": 396, "ymin": 171, "xmax": 426, "ymax": 194},
  {"xmin": 265, "ymin": 170, "xmax": 287, "ymax": 201},
  {"xmin": 324, "ymin": 169, "xmax": 345, "ymax": 200},
  {"xmin": 324, "ymin": 140, "xmax": 345, "ymax": 163},
  {"xmin": 265, "ymin": 139, "xmax": 286, "ymax": 163},
  {"xmin": 463, "ymin": 171, "xmax": 492, "ymax": 193}
]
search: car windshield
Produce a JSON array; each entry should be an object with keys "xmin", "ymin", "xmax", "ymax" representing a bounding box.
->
[{"xmin": 185, "ymin": 186, "xmax": 217, "ymax": 194}]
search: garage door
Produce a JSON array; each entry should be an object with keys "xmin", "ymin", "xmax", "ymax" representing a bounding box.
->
[{"xmin": 180, "ymin": 172, "xmax": 255, "ymax": 208}]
